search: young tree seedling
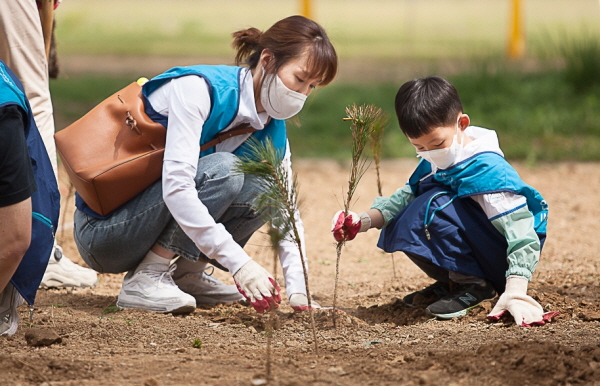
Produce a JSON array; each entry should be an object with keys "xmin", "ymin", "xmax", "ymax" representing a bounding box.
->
[
  {"xmin": 332, "ymin": 104, "xmax": 383, "ymax": 327},
  {"xmin": 235, "ymin": 138, "xmax": 320, "ymax": 363}
]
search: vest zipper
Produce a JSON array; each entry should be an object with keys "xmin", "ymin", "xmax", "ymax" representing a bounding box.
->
[
  {"xmin": 423, "ymin": 191, "xmax": 457, "ymax": 240},
  {"xmin": 32, "ymin": 211, "xmax": 54, "ymax": 237}
]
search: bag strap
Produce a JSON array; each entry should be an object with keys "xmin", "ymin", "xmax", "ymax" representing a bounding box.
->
[{"xmin": 199, "ymin": 123, "xmax": 258, "ymax": 152}]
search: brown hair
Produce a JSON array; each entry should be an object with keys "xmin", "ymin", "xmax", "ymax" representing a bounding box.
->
[{"xmin": 231, "ymin": 15, "xmax": 337, "ymax": 86}]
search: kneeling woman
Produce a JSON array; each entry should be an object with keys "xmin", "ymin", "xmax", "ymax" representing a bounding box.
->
[{"xmin": 73, "ymin": 16, "xmax": 337, "ymax": 314}]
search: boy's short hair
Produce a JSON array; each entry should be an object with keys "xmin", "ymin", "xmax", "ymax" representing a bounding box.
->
[{"xmin": 394, "ymin": 76, "xmax": 463, "ymax": 139}]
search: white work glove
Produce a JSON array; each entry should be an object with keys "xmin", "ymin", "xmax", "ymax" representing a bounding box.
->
[
  {"xmin": 487, "ymin": 275, "xmax": 560, "ymax": 326},
  {"xmin": 233, "ymin": 260, "xmax": 281, "ymax": 313},
  {"xmin": 331, "ymin": 210, "xmax": 371, "ymax": 242},
  {"xmin": 289, "ymin": 293, "xmax": 322, "ymax": 312}
]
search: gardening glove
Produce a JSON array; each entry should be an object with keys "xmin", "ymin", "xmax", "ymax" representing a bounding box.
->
[
  {"xmin": 487, "ymin": 275, "xmax": 560, "ymax": 327},
  {"xmin": 331, "ymin": 210, "xmax": 371, "ymax": 242},
  {"xmin": 233, "ymin": 260, "xmax": 281, "ymax": 313},
  {"xmin": 289, "ymin": 293, "xmax": 322, "ymax": 312}
]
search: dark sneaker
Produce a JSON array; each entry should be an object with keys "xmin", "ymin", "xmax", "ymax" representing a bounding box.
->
[
  {"xmin": 426, "ymin": 282, "xmax": 496, "ymax": 319},
  {"xmin": 403, "ymin": 281, "xmax": 451, "ymax": 307}
]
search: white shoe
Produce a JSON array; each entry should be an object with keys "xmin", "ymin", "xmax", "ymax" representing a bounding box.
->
[
  {"xmin": 0, "ymin": 283, "xmax": 24, "ymax": 336},
  {"xmin": 117, "ymin": 263, "xmax": 196, "ymax": 314},
  {"xmin": 289, "ymin": 293, "xmax": 322, "ymax": 312},
  {"xmin": 174, "ymin": 268, "xmax": 244, "ymax": 305},
  {"xmin": 40, "ymin": 245, "xmax": 98, "ymax": 289}
]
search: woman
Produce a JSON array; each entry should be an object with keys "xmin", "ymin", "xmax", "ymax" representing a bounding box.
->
[{"xmin": 73, "ymin": 15, "xmax": 337, "ymax": 314}]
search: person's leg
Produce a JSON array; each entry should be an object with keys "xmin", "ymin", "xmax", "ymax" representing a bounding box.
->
[
  {"xmin": 74, "ymin": 178, "xmax": 197, "ymax": 313},
  {"xmin": 74, "ymin": 152, "xmax": 248, "ymax": 311},
  {"xmin": 0, "ymin": 1, "xmax": 98, "ymax": 289},
  {"xmin": 173, "ymin": 157, "xmax": 266, "ymax": 304},
  {"xmin": 380, "ymin": 180, "xmax": 503, "ymax": 315},
  {"xmin": 74, "ymin": 179, "xmax": 174, "ymax": 274},
  {"xmin": 405, "ymin": 252, "xmax": 450, "ymax": 284},
  {"xmin": 402, "ymin": 252, "xmax": 452, "ymax": 307}
]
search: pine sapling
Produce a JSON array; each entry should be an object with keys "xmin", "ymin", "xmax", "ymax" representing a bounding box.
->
[
  {"xmin": 265, "ymin": 227, "xmax": 281, "ymax": 380},
  {"xmin": 332, "ymin": 104, "xmax": 383, "ymax": 327},
  {"xmin": 235, "ymin": 137, "xmax": 320, "ymax": 357}
]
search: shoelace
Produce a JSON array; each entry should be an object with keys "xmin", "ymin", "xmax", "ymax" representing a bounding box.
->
[
  {"xmin": 201, "ymin": 266, "xmax": 221, "ymax": 285},
  {"xmin": 141, "ymin": 263, "xmax": 178, "ymax": 289}
]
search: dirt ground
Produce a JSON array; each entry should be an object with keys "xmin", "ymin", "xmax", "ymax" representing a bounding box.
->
[{"xmin": 2, "ymin": 159, "xmax": 600, "ymax": 386}]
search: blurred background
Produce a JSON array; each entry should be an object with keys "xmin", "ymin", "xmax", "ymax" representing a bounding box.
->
[{"xmin": 51, "ymin": 0, "xmax": 600, "ymax": 162}]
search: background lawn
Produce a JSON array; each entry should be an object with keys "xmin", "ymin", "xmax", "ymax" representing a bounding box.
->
[{"xmin": 51, "ymin": 0, "xmax": 600, "ymax": 161}]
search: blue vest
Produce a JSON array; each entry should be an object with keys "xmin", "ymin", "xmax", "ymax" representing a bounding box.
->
[
  {"xmin": 0, "ymin": 61, "xmax": 60, "ymax": 305},
  {"xmin": 142, "ymin": 65, "xmax": 288, "ymax": 159},
  {"xmin": 77, "ymin": 65, "xmax": 288, "ymax": 218},
  {"xmin": 378, "ymin": 152, "xmax": 548, "ymax": 294},
  {"xmin": 408, "ymin": 152, "xmax": 548, "ymax": 236}
]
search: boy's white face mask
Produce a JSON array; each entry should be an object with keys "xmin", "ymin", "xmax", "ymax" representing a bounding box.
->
[
  {"xmin": 260, "ymin": 67, "xmax": 307, "ymax": 120},
  {"xmin": 417, "ymin": 123, "xmax": 464, "ymax": 170}
]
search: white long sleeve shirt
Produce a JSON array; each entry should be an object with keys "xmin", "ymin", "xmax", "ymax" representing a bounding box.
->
[{"xmin": 146, "ymin": 69, "xmax": 308, "ymax": 296}]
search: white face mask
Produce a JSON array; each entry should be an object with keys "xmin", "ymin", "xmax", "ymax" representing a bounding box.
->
[
  {"xmin": 416, "ymin": 123, "xmax": 464, "ymax": 170},
  {"xmin": 260, "ymin": 68, "xmax": 307, "ymax": 120}
]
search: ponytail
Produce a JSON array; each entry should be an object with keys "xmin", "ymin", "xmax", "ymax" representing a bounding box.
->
[
  {"xmin": 230, "ymin": 16, "xmax": 337, "ymax": 85},
  {"xmin": 231, "ymin": 27, "xmax": 263, "ymax": 68}
]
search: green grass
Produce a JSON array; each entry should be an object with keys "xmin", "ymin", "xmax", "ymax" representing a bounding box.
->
[
  {"xmin": 50, "ymin": 65, "xmax": 600, "ymax": 162},
  {"xmin": 55, "ymin": 0, "xmax": 600, "ymax": 61},
  {"xmin": 294, "ymin": 67, "xmax": 600, "ymax": 162},
  {"xmin": 452, "ymin": 67, "xmax": 600, "ymax": 162}
]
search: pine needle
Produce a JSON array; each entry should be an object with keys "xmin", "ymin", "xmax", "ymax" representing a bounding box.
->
[
  {"xmin": 235, "ymin": 137, "xmax": 320, "ymax": 357},
  {"xmin": 367, "ymin": 111, "xmax": 397, "ymax": 279},
  {"xmin": 332, "ymin": 104, "xmax": 384, "ymax": 327},
  {"xmin": 369, "ymin": 111, "xmax": 389, "ymax": 197}
]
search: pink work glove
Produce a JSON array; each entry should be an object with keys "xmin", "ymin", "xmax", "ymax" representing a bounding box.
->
[
  {"xmin": 331, "ymin": 210, "xmax": 370, "ymax": 242},
  {"xmin": 233, "ymin": 260, "xmax": 281, "ymax": 313},
  {"xmin": 487, "ymin": 275, "xmax": 560, "ymax": 326},
  {"xmin": 289, "ymin": 293, "xmax": 322, "ymax": 312}
]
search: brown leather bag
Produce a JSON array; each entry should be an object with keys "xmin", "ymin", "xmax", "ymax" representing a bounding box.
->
[{"xmin": 55, "ymin": 82, "xmax": 255, "ymax": 216}]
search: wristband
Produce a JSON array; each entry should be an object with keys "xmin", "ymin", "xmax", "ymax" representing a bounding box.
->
[{"xmin": 358, "ymin": 212, "xmax": 371, "ymax": 232}]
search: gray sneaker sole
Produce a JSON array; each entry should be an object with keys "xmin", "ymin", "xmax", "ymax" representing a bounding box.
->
[
  {"xmin": 192, "ymin": 293, "xmax": 244, "ymax": 305},
  {"xmin": 116, "ymin": 295, "xmax": 195, "ymax": 314},
  {"xmin": 426, "ymin": 295, "xmax": 496, "ymax": 320}
]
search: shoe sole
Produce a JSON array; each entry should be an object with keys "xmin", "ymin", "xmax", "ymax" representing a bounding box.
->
[
  {"xmin": 192, "ymin": 294, "xmax": 244, "ymax": 305},
  {"xmin": 40, "ymin": 274, "xmax": 97, "ymax": 289},
  {"xmin": 40, "ymin": 281, "xmax": 96, "ymax": 289},
  {"xmin": 116, "ymin": 297, "xmax": 196, "ymax": 314},
  {"xmin": 426, "ymin": 297, "xmax": 495, "ymax": 320}
]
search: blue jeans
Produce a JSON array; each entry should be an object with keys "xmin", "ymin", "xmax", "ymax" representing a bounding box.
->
[{"xmin": 74, "ymin": 152, "xmax": 265, "ymax": 274}]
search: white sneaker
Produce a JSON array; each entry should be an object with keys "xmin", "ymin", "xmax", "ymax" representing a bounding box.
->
[
  {"xmin": 40, "ymin": 245, "xmax": 98, "ymax": 289},
  {"xmin": 117, "ymin": 263, "xmax": 196, "ymax": 314},
  {"xmin": 0, "ymin": 283, "xmax": 24, "ymax": 336},
  {"xmin": 174, "ymin": 268, "xmax": 244, "ymax": 305}
]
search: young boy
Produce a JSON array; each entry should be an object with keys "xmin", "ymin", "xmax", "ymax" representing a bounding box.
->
[{"xmin": 332, "ymin": 76, "xmax": 558, "ymax": 326}]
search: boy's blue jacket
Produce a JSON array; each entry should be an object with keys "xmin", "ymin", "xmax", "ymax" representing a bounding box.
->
[
  {"xmin": 0, "ymin": 61, "xmax": 60, "ymax": 305},
  {"xmin": 379, "ymin": 151, "xmax": 548, "ymax": 293},
  {"xmin": 77, "ymin": 65, "xmax": 288, "ymax": 217},
  {"xmin": 409, "ymin": 152, "xmax": 548, "ymax": 237}
]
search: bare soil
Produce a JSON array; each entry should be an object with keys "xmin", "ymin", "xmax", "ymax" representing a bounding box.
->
[{"xmin": 3, "ymin": 160, "xmax": 600, "ymax": 386}]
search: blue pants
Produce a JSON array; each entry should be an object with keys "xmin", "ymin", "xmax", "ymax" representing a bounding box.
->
[
  {"xmin": 378, "ymin": 177, "xmax": 510, "ymax": 293},
  {"xmin": 74, "ymin": 152, "xmax": 265, "ymax": 274}
]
